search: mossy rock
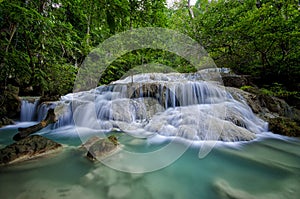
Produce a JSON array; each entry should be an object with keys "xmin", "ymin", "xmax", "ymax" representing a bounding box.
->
[
  {"xmin": 38, "ymin": 94, "xmax": 60, "ymax": 105},
  {"xmin": 0, "ymin": 135, "xmax": 62, "ymax": 166},
  {"xmin": 268, "ymin": 117, "xmax": 300, "ymax": 137},
  {"xmin": 0, "ymin": 91, "xmax": 21, "ymax": 119},
  {"xmin": 82, "ymin": 135, "xmax": 119, "ymax": 161},
  {"xmin": 0, "ymin": 116, "xmax": 15, "ymax": 127}
]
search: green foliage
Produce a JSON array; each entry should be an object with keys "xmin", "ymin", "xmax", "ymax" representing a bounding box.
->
[
  {"xmin": 1, "ymin": 0, "xmax": 298, "ymax": 97},
  {"xmin": 175, "ymin": 0, "xmax": 300, "ymax": 93},
  {"xmin": 99, "ymin": 49, "xmax": 195, "ymax": 85},
  {"xmin": 260, "ymin": 83, "xmax": 299, "ymax": 98},
  {"xmin": 240, "ymin": 85, "xmax": 255, "ymax": 92},
  {"xmin": 0, "ymin": 0, "xmax": 169, "ymax": 95}
]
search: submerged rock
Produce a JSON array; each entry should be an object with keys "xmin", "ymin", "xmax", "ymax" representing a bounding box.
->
[
  {"xmin": 108, "ymin": 183, "xmax": 131, "ymax": 199},
  {"xmin": 0, "ymin": 135, "xmax": 62, "ymax": 166},
  {"xmin": 214, "ymin": 179, "xmax": 256, "ymax": 199},
  {"xmin": 213, "ymin": 178, "xmax": 299, "ymax": 199},
  {"xmin": 16, "ymin": 180, "xmax": 99, "ymax": 199}
]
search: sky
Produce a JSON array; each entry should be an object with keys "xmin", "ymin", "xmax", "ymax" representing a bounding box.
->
[{"xmin": 167, "ymin": 0, "xmax": 197, "ymax": 7}]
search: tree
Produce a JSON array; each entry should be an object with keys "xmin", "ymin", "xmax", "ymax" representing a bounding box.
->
[{"xmin": 186, "ymin": 0, "xmax": 300, "ymax": 91}]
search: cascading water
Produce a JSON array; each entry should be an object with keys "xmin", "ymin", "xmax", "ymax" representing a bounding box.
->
[
  {"xmin": 20, "ymin": 98, "xmax": 39, "ymax": 121},
  {"xmin": 1, "ymin": 73, "xmax": 299, "ymax": 199},
  {"xmin": 49, "ymin": 73, "xmax": 268, "ymax": 142}
]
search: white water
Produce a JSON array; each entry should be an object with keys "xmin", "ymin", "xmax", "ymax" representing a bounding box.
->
[
  {"xmin": 0, "ymin": 124, "xmax": 299, "ymax": 199},
  {"xmin": 39, "ymin": 73, "xmax": 267, "ymax": 142},
  {"xmin": 2, "ymin": 73, "xmax": 299, "ymax": 199},
  {"xmin": 20, "ymin": 99, "xmax": 39, "ymax": 121}
]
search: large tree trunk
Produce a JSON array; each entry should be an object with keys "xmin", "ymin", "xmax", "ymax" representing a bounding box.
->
[{"xmin": 13, "ymin": 109, "xmax": 56, "ymax": 141}]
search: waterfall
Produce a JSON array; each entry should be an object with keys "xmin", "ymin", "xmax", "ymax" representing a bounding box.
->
[
  {"xmin": 37, "ymin": 102, "xmax": 57, "ymax": 122},
  {"xmin": 48, "ymin": 73, "xmax": 268, "ymax": 142},
  {"xmin": 20, "ymin": 98, "xmax": 39, "ymax": 121}
]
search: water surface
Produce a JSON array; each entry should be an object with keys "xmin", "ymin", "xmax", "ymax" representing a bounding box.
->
[{"xmin": 0, "ymin": 124, "xmax": 299, "ymax": 199}]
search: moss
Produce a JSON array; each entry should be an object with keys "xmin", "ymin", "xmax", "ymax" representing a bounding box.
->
[
  {"xmin": 268, "ymin": 117, "xmax": 300, "ymax": 137},
  {"xmin": 108, "ymin": 135, "xmax": 119, "ymax": 146},
  {"xmin": 240, "ymin": 85, "xmax": 258, "ymax": 94}
]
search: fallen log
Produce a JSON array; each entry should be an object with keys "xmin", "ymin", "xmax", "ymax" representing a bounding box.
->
[{"xmin": 13, "ymin": 109, "xmax": 56, "ymax": 141}]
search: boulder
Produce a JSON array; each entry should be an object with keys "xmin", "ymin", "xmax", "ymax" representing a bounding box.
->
[
  {"xmin": 0, "ymin": 116, "xmax": 15, "ymax": 127},
  {"xmin": 38, "ymin": 94, "xmax": 60, "ymax": 105},
  {"xmin": 222, "ymin": 74, "xmax": 252, "ymax": 88},
  {"xmin": 81, "ymin": 135, "xmax": 119, "ymax": 161},
  {"xmin": 226, "ymin": 87, "xmax": 300, "ymax": 137},
  {"xmin": 0, "ymin": 135, "xmax": 62, "ymax": 166},
  {"xmin": 0, "ymin": 90, "xmax": 21, "ymax": 119},
  {"xmin": 268, "ymin": 117, "xmax": 300, "ymax": 137}
]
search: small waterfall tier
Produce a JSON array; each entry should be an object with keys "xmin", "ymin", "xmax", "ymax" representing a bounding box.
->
[
  {"xmin": 20, "ymin": 97, "xmax": 40, "ymax": 121},
  {"xmin": 49, "ymin": 73, "xmax": 267, "ymax": 141}
]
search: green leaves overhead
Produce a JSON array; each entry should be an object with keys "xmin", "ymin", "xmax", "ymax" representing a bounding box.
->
[
  {"xmin": 1, "ymin": 0, "xmax": 299, "ymax": 96},
  {"xmin": 0, "ymin": 0, "xmax": 168, "ymax": 95},
  {"xmin": 182, "ymin": 0, "xmax": 300, "ymax": 91}
]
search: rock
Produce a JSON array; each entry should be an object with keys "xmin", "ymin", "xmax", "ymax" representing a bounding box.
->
[
  {"xmin": 0, "ymin": 135, "xmax": 62, "ymax": 166},
  {"xmin": 81, "ymin": 135, "xmax": 119, "ymax": 161},
  {"xmin": 226, "ymin": 87, "xmax": 263, "ymax": 114},
  {"xmin": 0, "ymin": 90, "xmax": 21, "ymax": 119},
  {"xmin": 108, "ymin": 184, "xmax": 131, "ymax": 199},
  {"xmin": 38, "ymin": 94, "xmax": 60, "ymax": 105},
  {"xmin": 6, "ymin": 84, "xmax": 19, "ymax": 95},
  {"xmin": 112, "ymin": 82, "xmax": 180, "ymax": 108},
  {"xmin": 222, "ymin": 74, "xmax": 253, "ymax": 88},
  {"xmin": 213, "ymin": 179, "xmax": 256, "ymax": 199},
  {"xmin": 13, "ymin": 108, "xmax": 57, "ymax": 141},
  {"xmin": 16, "ymin": 180, "xmax": 99, "ymax": 199},
  {"xmin": 268, "ymin": 117, "xmax": 300, "ymax": 137},
  {"xmin": 0, "ymin": 116, "xmax": 15, "ymax": 127},
  {"xmin": 226, "ymin": 87, "xmax": 300, "ymax": 137},
  {"xmin": 0, "ymin": 90, "xmax": 20, "ymax": 127},
  {"xmin": 227, "ymin": 86, "xmax": 292, "ymax": 118}
]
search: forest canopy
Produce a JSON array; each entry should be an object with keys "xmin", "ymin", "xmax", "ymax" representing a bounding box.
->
[{"xmin": 0, "ymin": 0, "xmax": 299, "ymax": 97}]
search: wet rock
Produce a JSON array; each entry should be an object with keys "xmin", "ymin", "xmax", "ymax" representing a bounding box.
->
[
  {"xmin": 0, "ymin": 90, "xmax": 21, "ymax": 119},
  {"xmin": 0, "ymin": 135, "xmax": 62, "ymax": 166},
  {"xmin": 38, "ymin": 94, "xmax": 60, "ymax": 105},
  {"xmin": 16, "ymin": 180, "xmax": 99, "ymax": 199},
  {"xmin": 222, "ymin": 74, "xmax": 253, "ymax": 88},
  {"xmin": 268, "ymin": 117, "xmax": 300, "ymax": 137},
  {"xmin": 214, "ymin": 179, "xmax": 256, "ymax": 199},
  {"xmin": 226, "ymin": 87, "xmax": 263, "ymax": 114},
  {"xmin": 226, "ymin": 86, "xmax": 300, "ymax": 137},
  {"xmin": 108, "ymin": 183, "xmax": 131, "ymax": 199},
  {"xmin": 13, "ymin": 108, "xmax": 56, "ymax": 141},
  {"xmin": 0, "ymin": 116, "xmax": 15, "ymax": 127},
  {"xmin": 81, "ymin": 135, "xmax": 119, "ymax": 161}
]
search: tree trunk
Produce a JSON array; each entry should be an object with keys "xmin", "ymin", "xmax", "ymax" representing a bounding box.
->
[
  {"xmin": 188, "ymin": 0, "xmax": 195, "ymax": 19},
  {"xmin": 5, "ymin": 23, "xmax": 17, "ymax": 53},
  {"xmin": 13, "ymin": 109, "xmax": 56, "ymax": 141}
]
